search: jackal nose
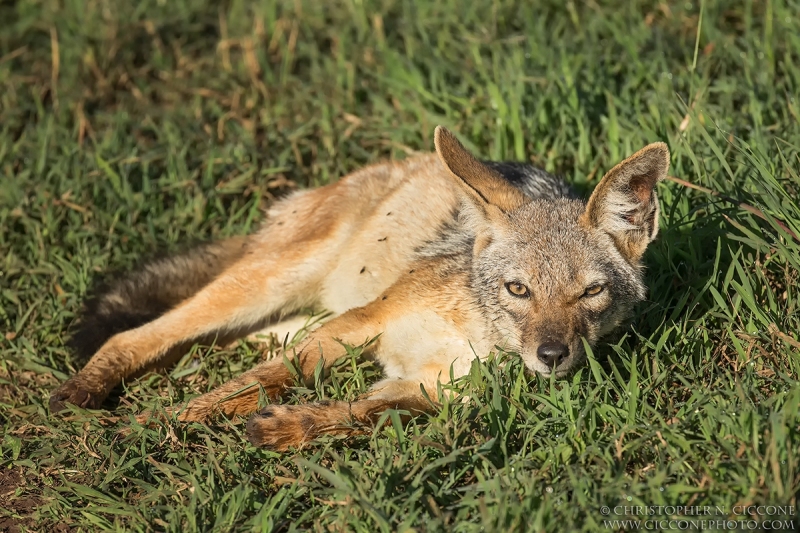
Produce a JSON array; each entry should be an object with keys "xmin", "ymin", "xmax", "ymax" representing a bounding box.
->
[{"xmin": 536, "ymin": 341, "xmax": 569, "ymax": 369}]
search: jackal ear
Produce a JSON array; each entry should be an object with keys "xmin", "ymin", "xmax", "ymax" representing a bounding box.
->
[
  {"xmin": 581, "ymin": 142, "xmax": 670, "ymax": 263},
  {"xmin": 434, "ymin": 126, "xmax": 528, "ymax": 213}
]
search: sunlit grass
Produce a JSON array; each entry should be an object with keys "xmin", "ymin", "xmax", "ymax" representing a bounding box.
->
[{"xmin": 1, "ymin": 0, "xmax": 798, "ymax": 531}]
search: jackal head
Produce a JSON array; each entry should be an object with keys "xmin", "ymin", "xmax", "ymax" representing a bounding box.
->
[{"xmin": 434, "ymin": 126, "xmax": 670, "ymax": 377}]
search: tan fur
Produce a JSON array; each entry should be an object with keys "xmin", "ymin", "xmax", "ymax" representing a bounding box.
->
[{"xmin": 51, "ymin": 127, "xmax": 670, "ymax": 451}]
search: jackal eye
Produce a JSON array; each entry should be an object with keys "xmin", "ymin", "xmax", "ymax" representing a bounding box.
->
[
  {"xmin": 505, "ymin": 281, "xmax": 530, "ymax": 298},
  {"xmin": 583, "ymin": 284, "xmax": 604, "ymax": 297}
]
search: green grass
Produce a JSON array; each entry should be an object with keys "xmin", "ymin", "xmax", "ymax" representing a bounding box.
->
[{"xmin": 1, "ymin": 0, "xmax": 799, "ymax": 531}]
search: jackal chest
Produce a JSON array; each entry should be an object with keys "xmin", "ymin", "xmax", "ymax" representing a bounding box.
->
[{"xmin": 376, "ymin": 310, "xmax": 496, "ymax": 385}]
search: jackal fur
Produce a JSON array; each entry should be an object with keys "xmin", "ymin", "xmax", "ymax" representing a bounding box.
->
[{"xmin": 50, "ymin": 126, "xmax": 670, "ymax": 450}]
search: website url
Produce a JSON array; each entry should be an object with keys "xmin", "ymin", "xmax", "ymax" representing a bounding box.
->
[{"xmin": 603, "ymin": 519, "xmax": 797, "ymax": 531}]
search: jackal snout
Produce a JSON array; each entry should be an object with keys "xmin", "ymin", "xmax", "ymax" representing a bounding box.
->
[
  {"xmin": 523, "ymin": 326, "xmax": 589, "ymax": 377},
  {"xmin": 536, "ymin": 340, "xmax": 569, "ymax": 369}
]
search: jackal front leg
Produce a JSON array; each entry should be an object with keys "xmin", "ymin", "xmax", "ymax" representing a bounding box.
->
[
  {"xmin": 245, "ymin": 378, "xmax": 437, "ymax": 450},
  {"xmin": 139, "ymin": 303, "xmax": 390, "ymax": 424}
]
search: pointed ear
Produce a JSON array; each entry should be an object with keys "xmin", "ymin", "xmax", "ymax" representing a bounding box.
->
[
  {"xmin": 581, "ymin": 142, "xmax": 670, "ymax": 263},
  {"xmin": 434, "ymin": 126, "xmax": 528, "ymax": 213}
]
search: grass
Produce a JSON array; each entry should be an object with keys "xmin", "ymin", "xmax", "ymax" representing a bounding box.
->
[{"xmin": 1, "ymin": 0, "xmax": 799, "ymax": 531}]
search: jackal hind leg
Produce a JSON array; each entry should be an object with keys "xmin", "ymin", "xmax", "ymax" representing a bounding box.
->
[
  {"xmin": 49, "ymin": 257, "xmax": 316, "ymax": 413},
  {"xmin": 50, "ymin": 186, "xmax": 353, "ymax": 414}
]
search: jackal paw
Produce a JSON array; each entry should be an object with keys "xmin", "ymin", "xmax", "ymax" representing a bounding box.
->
[
  {"xmin": 133, "ymin": 407, "xmax": 175, "ymax": 426},
  {"xmin": 245, "ymin": 406, "xmax": 312, "ymax": 451},
  {"xmin": 49, "ymin": 380, "xmax": 106, "ymax": 413}
]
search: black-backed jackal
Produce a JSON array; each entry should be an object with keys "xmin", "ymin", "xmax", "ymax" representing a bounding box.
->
[{"xmin": 50, "ymin": 127, "xmax": 669, "ymax": 450}]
